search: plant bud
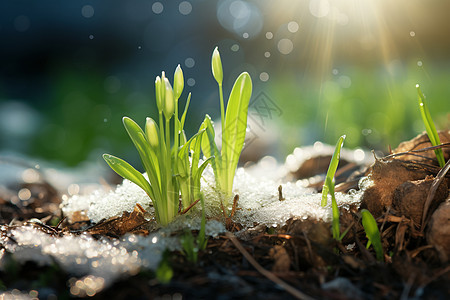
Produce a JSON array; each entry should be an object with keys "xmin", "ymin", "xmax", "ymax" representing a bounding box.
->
[
  {"xmin": 145, "ymin": 117, "xmax": 159, "ymax": 148},
  {"xmin": 163, "ymin": 78, "xmax": 175, "ymax": 120},
  {"xmin": 155, "ymin": 76, "xmax": 164, "ymax": 113},
  {"xmin": 173, "ymin": 64, "xmax": 184, "ymax": 101},
  {"xmin": 211, "ymin": 47, "xmax": 223, "ymax": 85}
]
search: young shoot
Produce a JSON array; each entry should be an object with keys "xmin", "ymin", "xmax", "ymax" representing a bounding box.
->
[
  {"xmin": 321, "ymin": 135, "xmax": 347, "ymax": 241},
  {"xmin": 201, "ymin": 47, "xmax": 253, "ymax": 213},
  {"xmin": 361, "ymin": 209, "xmax": 384, "ymax": 262},
  {"xmin": 103, "ymin": 65, "xmax": 209, "ymax": 226},
  {"xmin": 181, "ymin": 195, "xmax": 208, "ymax": 264},
  {"xmin": 416, "ymin": 84, "xmax": 445, "ymax": 167}
]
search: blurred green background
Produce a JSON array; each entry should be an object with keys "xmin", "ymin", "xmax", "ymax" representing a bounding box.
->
[{"xmin": 0, "ymin": 0, "xmax": 449, "ymax": 168}]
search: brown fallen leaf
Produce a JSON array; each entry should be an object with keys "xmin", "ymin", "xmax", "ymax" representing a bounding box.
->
[{"xmin": 86, "ymin": 204, "xmax": 150, "ymax": 236}]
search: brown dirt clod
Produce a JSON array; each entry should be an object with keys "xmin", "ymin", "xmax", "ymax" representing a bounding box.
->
[
  {"xmin": 360, "ymin": 158, "xmax": 430, "ymax": 217},
  {"xmin": 392, "ymin": 130, "xmax": 450, "ymax": 165},
  {"xmin": 392, "ymin": 175, "xmax": 448, "ymax": 226},
  {"xmin": 426, "ymin": 199, "xmax": 450, "ymax": 262}
]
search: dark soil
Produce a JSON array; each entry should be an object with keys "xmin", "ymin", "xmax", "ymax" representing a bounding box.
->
[{"xmin": 1, "ymin": 131, "xmax": 449, "ymax": 299}]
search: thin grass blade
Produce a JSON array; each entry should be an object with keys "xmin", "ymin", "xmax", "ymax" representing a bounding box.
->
[
  {"xmin": 361, "ymin": 209, "xmax": 384, "ymax": 262},
  {"xmin": 416, "ymin": 85, "xmax": 445, "ymax": 167},
  {"xmin": 321, "ymin": 135, "xmax": 346, "ymax": 207}
]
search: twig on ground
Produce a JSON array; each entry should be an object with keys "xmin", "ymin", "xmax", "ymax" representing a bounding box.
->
[{"xmin": 225, "ymin": 232, "xmax": 314, "ymax": 300}]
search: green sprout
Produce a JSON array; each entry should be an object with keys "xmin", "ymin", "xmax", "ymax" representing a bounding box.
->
[
  {"xmin": 103, "ymin": 65, "xmax": 209, "ymax": 226},
  {"xmin": 416, "ymin": 84, "xmax": 445, "ymax": 167},
  {"xmin": 201, "ymin": 47, "xmax": 253, "ymax": 212},
  {"xmin": 321, "ymin": 135, "xmax": 347, "ymax": 240},
  {"xmin": 361, "ymin": 209, "xmax": 384, "ymax": 262},
  {"xmin": 181, "ymin": 195, "xmax": 208, "ymax": 264}
]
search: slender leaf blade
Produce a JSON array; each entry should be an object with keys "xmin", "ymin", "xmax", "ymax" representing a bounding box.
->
[
  {"xmin": 103, "ymin": 154, "xmax": 154, "ymax": 199},
  {"xmin": 223, "ymin": 72, "xmax": 252, "ymax": 190},
  {"xmin": 321, "ymin": 135, "xmax": 346, "ymax": 207},
  {"xmin": 361, "ymin": 209, "xmax": 384, "ymax": 261}
]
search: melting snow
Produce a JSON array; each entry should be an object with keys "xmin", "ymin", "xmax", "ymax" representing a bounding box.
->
[{"xmin": 3, "ymin": 145, "xmax": 370, "ymax": 295}]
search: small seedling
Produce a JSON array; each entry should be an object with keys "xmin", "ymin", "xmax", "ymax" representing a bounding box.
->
[
  {"xmin": 360, "ymin": 209, "xmax": 384, "ymax": 262},
  {"xmin": 103, "ymin": 65, "xmax": 209, "ymax": 225},
  {"xmin": 155, "ymin": 250, "xmax": 173, "ymax": 284},
  {"xmin": 416, "ymin": 84, "xmax": 445, "ymax": 167},
  {"xmin": 321, "ymin": 135, "xmax": 347, "ymax": 241},
  {"xmin": 181, "ymin": 195, "xmax": 208, "ymax": 264},
  {"xmin": 201, "ymin": 47, "xmax": 253, "ymax": 212}
]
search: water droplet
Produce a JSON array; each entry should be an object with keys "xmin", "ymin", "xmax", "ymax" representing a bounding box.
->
[
  {"xmin": 179, "ymin": 1, "xmax": 192, "ymax": 15},
  {"xmin": 81, "ymin": 5, "xmax": 95, "ymax": 18},
  {"xmin": 277, "ymin": 38, "xmax": 294, "ymax": 54},
  {"xmin": 152, "ymin": 2, "xmax": 164, "ymax": 14},
  {"xmin": 287, "ymin": 21, "xmax": 299, "ymax": 33}
]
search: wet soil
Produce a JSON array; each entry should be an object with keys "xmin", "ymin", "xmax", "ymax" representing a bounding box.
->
[{"xmin": 1, "ymin": 131, "xmax": 449, "ymax": 299}]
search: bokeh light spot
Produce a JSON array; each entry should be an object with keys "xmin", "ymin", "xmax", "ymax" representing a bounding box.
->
[
  {"xmin": 338, "ymin": 75, "xmax": 352, "ymax": 88},
  {"xmin": 187, "ymin": 78, "xmax": 196, "ymax": 87},
  {"xmin": 410, "ymin": 31, "xmax": 415, "ymax": 37},
  {"xmin": 152, "ymin": 2, "xmax": 164, "ymax": 14},
  {"xmin": 89, "ymin": 35, "xmax": 94, "ymax": 40},
  {"xmin": 243, "ymin": 32, "xmax": 249, "ymax": 38},
  {"xmin": 277, "ymin": 38, "xmax": 294, "ymax": 55},
  {"xmin": 229, "ymin": 0, "xmax": 250, "ymax": 19},
  {"xmin": 104, "ymin": 76, "xmax": 121, "ymax": 94},
  {"xmin": 14, "ymin": 15, "xmax": 30, "ymax": 32},
  {"xmin": 184, "ymin": 57, "xmax": 195, "ymax": 68},
  {"xmin": 265, "ymin": 32, "xmax": 273, "ymax": 39},
  {"xmin": 81, "ymin": 5, "xmax": 95, "ymax": 18},
  {"xmin": 309, "ymin": 0, "xmax": 330, "ymax": 18},
  {"xmin": 287, "ymin": 21, "xmax": 299, "ymax": 33},
  {"xmin": 259, "ymin": 72, "xmax": 269, "ymax": 82},
  {"xmin": 179, "ymin": 1, "xmax": 192, "ymax": 15},
  {"xmin": 231, "ymin": 44, "xmax": 239, "ymax": 51},
  {"xmin": 18, "ymin": 188, "xmax": 31, "ymax": 201},
  {"xmin": 264, "ymin": 51, "xmax": 270, "ymax": 58},
  {"xmin": 417, "ymin": 60, "xmax": 423, "ymax": 67}
]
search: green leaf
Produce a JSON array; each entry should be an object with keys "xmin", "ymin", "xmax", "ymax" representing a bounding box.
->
[
  {"xmin": 361, "ymin": 209, "xmax": 384, "ymax": 262},
  {"xmin": 200, "ymin": 115, "xmax": 221, "ymax": 175},
  {"xmin": 223, "ymin": 72, "xmax": 252, "ymax": 192},
  {"xmin": 321, "ymin": 135, "xmax": 346, "ymax": 207},
  {"xmin": 180, "ymin": 93, "xmax": 191, "ymax": 131},
  {"xmin": 103, "ymin": 154, "xmax": 154, "ymax": 199},
  {"xmin": 416, "ymin": 85, "xmax": 445, "ymax": 167},
  {"xmin": 327, "ymin": 177, "xmax": 340, "ymax": 240},
  {"xmin": 123, "ymin": 117, "xmax": 161, "ymax": 195}
]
